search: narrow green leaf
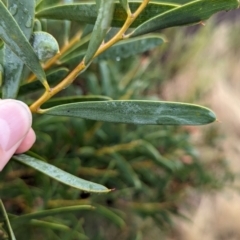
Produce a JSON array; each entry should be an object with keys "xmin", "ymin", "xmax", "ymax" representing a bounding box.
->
[
  {"xmin": 82, "ymin": 24, "xmax": 94, "ymax": 38},
  {"xmin": 99, "ymin": 34, "xmax": 166, "ymax": 60},
  {"xmin": 119, "ymin": 0, "xmax": 129, "ymax": 12},
  {"xmin": 63, "ymin": 0, "xmax": 73, "ymax": 43},
  {"xmin": 84, "ymin": 0, "xmax": 115, "ymax": 64},
  {"xmin": 17, "ymin": 67, "xmax": 69, "ymax": 96},
  {"xmin": 95, "ymin": 0, "xmax": 101, "ymax": 10},
  {"xmin": 11, "ymin": 205, "xmax": 94, "ymax": 225},
  {"xmin": 99, "ymin": 61, "xmax": 113, "ymax": 96},
  {"xmin": 12, "ymin": 154, "xmax": 110, "ymax": 193},
  {"xmin": 0, "ymin": 64, "xmax": 3, "ymax": 87},
  {"xmin": 138, "ymin": 140, "xmax": 175, "ymax": 171},
  {"xmin": 0, "ymin": 41, "xmax": 3, "ymax": 88},
  {"xmin": 154, "ymin": 0, "xmax": 194, "ymax": 2},
  {"xmin": 36, "ymin": 2, "xmax": 179, "ymax": 27},
  {"xmin": 132, "ymin": 0, "xmax": 239, "ymax": 37},
  {"xmin": 86, "ymin": 72, "xmax": 102, "ymax": 95},
  {"xmin": 2, "ymin": 0, "xmax": 35, "ymax": 98},
  {"xmin": 0, "ymin": 67, "xmax": 67, "ymax": 97},
  {"xmin": 130, "ymin": 202, "xmax": 170, "ymax": 214},
  {"xmin": 0, "ymin": 1, "xmax": 48, "ymax": 92},
  {"xmin": 0, "ymin": 40, "xmax": 3, "ymax": 64},
  {"xmin": 36, "ymin": 0, "xmax": 61, "ymax": 11},
  {"xmin": 59, "ymin": 33, "xmax": 91, "ymax": 63},
  {"xmin": 33, "ymin": 19, "xmax": 42, "ymax": 32},
  {"xmin": 0, "ymin": 200, "xmax": 16, "ymax": 240},
  {"xmin": 95, "ymin": 205, "xmax": 126, "ymax": 228},
  {"xmin": 112, "ymin": 153, "xmax": 142, "ymax": 189},
  {"xmin": 42, "ymin": 95, "xmax": 112, "ymax": 108},
  {"xmin": 36, "ymin": 0, "xmax": 44, "ymax": 7},
  {"xmin": 41, "ymin": 100, "xmax": 216, "ymax": 125},
  {"xmin": 25, "ymin": 151, "xmax": 47, "ymax": 162},
  {"xmin": 1, "ymin": 0, "xmax": 7, "ymax": 6},
  {"xmin": 29, "ymin": 219, "xmax": 88, "ymax": 239}
]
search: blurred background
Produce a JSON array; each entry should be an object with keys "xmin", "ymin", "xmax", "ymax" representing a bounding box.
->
[{"xmin": 163, "ymin": 8, "xmax": 240, "ymax": 240}]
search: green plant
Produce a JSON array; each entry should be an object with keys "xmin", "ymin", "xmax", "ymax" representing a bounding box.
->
[{"xmin": 0, "ymin": 0, "xmax": 238, "ymax": 239}]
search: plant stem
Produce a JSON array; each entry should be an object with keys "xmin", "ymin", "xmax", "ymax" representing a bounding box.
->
[
  {"xmin": 30, "ymin": 61, "xmax": 86, "ymax": 113},
  {"xmin": 94, "ymin": 0, "xmax": 150, "ymax": 58},
  {"xmin": 30, "ymin": 0, "xmax": 150, "ymax": 113}
]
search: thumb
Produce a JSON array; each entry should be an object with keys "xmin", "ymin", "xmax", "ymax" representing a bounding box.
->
[{"xmin": 0, "ymin": 100, "xmax": 32, "ymax": 171}]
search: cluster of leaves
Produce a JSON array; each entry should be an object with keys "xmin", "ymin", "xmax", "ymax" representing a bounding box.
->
[
  {"xmin": 0, "ymin": 0, "xmax": 238, "ymax": 239},
  {"xmin": 1, "ymin": 57, "xmax": 234, "ymax": 239}
]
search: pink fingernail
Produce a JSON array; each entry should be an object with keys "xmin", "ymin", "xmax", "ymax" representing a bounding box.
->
[{"xmin": 0, "ymin": 100, "xmax": 32, "ymax": 151}]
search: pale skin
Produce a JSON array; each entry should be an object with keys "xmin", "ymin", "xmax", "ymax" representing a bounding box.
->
[{"xmin": 0, "ymin": 99, "xmax": 36, "ymax": 171}]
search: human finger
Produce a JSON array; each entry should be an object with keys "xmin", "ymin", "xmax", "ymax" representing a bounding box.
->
[
  {"xmin": 0, "ymin": 100, "xmax": 32, "ymax": 171},
  {"xmin": 15, "ymin": 128, "xmax": 36, "ymax": 154}
]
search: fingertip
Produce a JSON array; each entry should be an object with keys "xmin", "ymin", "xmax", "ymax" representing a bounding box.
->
[
  {"xmin": 0, "ymin": 100, "xmax": 33, "ymax": 170},
  {"xmin": 15, "ymin": 128, "xmax": 36, "ymax": 154},
  {"xmin": 0, "ymin": 100, "xmax": 32, "ymax": 151}
]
